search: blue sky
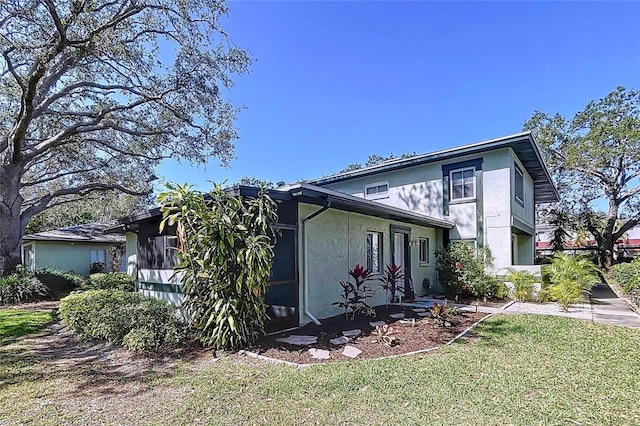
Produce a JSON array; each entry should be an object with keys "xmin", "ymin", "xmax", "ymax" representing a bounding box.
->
[{"xmin": 157, "ymin": 1, "xmax": 640, "ymax": 190}]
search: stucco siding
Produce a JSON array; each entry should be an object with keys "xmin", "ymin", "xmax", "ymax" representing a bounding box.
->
[
  {"xmin": 299, "ymin": 203, "xmax": 439, "ymax": 326},
  {"xmin": 125, "ymin": 232, "xmax": 137, "ymax": 276},
  {"xmin": 30, "ymin": 241, "xmax": 114, "ymax": 276}
]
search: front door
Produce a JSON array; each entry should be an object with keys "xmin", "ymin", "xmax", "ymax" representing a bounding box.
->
[{"xmin": 391, "ymin": 225, "xmax": 413, "ymax": 300}]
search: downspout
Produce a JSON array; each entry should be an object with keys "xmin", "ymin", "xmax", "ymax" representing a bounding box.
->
[{"xmin": 301, "ymin": 201, "xmax": 331, "ymax": 325}]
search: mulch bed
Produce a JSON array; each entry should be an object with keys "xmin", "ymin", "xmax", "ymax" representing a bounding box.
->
[{"xmin": 248, "ymin": 305, "xmax": 487, "ymax": 365}]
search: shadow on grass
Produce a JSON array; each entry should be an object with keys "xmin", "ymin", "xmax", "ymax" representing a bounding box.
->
[{"xmin": 472, "ymin": 316, "xmax": 528, "ymax": 347}]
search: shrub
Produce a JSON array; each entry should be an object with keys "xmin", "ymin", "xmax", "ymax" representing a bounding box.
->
[
  {"xmin": 506, "ymin": 270, "xmax": 536, "ymax": 302},
  {"xmin": 35, "ymin": 268, "xmax": 85, "ymax": 299},
  {"xmin": 378, "ymin": 263, "xmax": 404, "ymax": 307},
  {"xmin": 611, "ymin": 259, "xmax": 640, "ymax": 293},
  {"xmin": 158, "ymin": 182, "xmax": 278, "ymax": 350},
  {"xmin": 434, "ymin": 243, "xmax": 502, "ymax": 299},
  {"xmin": 429, "ymin": 300, "xmax": 457, "ymax": 327},
  {"xmin": 59, "ymin": 290, "xmax": 184, "ymax": 351},
  {"xmin": 0, "ymin": 266, "xmax": 47, "ymax": 305},
  {"xmin": 545, "ymin": 254, "xmax": 600, "ymax": 311},
  {"xmin": 333, "ymin": 264, "xmax": 374, "ymax": 321},
  {"xmin": 86, "ymin": 272, "xmax": 135, "ymax": 292}
]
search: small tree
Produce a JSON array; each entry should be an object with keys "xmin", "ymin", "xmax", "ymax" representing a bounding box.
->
[
  {"xmin": 435, "ymin": 243, "xmax": 500, "ymax": 299},
  {"xmin": 158, "ymin": 182, "xmax": 278, "ymax": 350},
  {"xmin": 378, "ymin": 263, "xmax": 404, "ymax": 307}
]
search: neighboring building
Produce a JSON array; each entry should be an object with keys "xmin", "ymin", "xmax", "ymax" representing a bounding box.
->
[
  {"xmin": 21, "ymin": 222, "xmax": 125, "ymax": 276},
  {"xmin": 112, "ymin": 131, "xmax": 558, "ymax": 331}
]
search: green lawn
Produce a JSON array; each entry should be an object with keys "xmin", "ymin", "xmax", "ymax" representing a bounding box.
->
[
  {"xmin": 1, "ymin": 314, "xmax": 639, "ymax": 425},
  {"xmin": 0, "ymin": 309, "xmax": 56, "ymax": 345}
]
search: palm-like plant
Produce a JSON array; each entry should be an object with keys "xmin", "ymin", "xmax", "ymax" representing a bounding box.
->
[
  {"xmin": 378, "ymin": 263, "xmax": 404, "ymax": 307},
  {"xmin": 544, "ymin": 253, "xmax": 600, "ymax": 311}
]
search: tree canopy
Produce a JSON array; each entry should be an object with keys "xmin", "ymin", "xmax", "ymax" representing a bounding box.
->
[
  {"xmin": 524, "ymin": 86, "xmax": 640, "ymax": 267},
  {"xmin": 0, "ymin": 0, "xmax": 250, "ymax": 274},
  {"xmin": 338, "ymin": 151, "xmax": 417, "ymax": 174}
]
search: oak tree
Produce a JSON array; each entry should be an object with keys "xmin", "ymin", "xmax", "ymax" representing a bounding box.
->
[{"xmin": 0, "ymin": 0, "xmax": 250, "ymax": 275}]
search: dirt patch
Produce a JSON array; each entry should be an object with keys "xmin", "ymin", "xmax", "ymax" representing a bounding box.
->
[{"xmin": 247, "ymin": 305, "xmax": 487, "ymax": 365}]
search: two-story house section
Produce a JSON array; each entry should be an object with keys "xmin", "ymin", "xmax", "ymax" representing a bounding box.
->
[{"xmin": 308, "ymin": 132, "xmax": 558, "ymax": 272}]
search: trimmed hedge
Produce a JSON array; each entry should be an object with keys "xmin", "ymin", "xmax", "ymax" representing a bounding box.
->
[
  {"xmin": 35, "ymin": 268, "xmax": 85, "ymax": 299},
  {"xmin": 59, "ymin": 290, "xmax": 184, "ymax": 351},
  {"xmin": 85, "ymin": 272, "xmax": 135, "ymax": 292},
  {"xmin": 611, "ymin": 259, "xmax": 640, "ymax": 294}
]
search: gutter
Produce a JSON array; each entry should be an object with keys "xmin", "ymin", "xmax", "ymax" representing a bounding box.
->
[{"xmin": 301, "ymin": 201, "xmax": 331, "ymax": 325}]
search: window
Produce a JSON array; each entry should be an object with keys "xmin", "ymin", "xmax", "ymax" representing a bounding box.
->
[
  {"xmin": 366, "ymin": 231, "xmax": 383, "ymax": 273},
  {"xmin": 450, "ymin": 167, "xmax": 475, "ymax": 200},
  {"xmin": 515, "ymin": 164, "xmax": 524, "ymax": 205},
  {"xmin": 90, "ymin": 249, "xmax": 107, "ymax": 270},
  {"xmin": 23, "ymin": 245, "xmax": 34, "ymax": 271},
  {"xmin": 364, "ymin": 182, "xmax": 389, "ymax": 200},
  {"xmin": 419, "ymin": 238, "xmax": 429, "ymax": 264}
]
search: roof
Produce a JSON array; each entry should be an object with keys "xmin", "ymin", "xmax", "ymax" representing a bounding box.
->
[
  {"xmin": 111, "ymin": 183, "xmax": 454, "ymax": 230},
  {"xmin": 307, "ymin": 132, "xmax": 559, "ymax": 204},
  {"xmin": 276, "ymin": 183, "xmax": 455, "ymax": 229},
  {"xmin": 23, "ymin": 222, "xmax": 125, "ymax": 244}
]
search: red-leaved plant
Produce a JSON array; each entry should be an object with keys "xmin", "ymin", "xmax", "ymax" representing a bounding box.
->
[
  {"xmin": 333, "ymin": 264, "xmax": 374, "ymax": 322},
  {"xmin": 378, "ymin": 263, "xmax": 405, "ymax": 308}
]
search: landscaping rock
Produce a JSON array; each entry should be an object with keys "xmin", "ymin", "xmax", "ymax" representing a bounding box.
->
[
  {"xmin": 342, "ymin": 329, "xmax": 362, "ymax": 337},
  {"xmin": 417, "ymin": 312, "xmax": 431, "ymax": 317},
  {"xmin": 330, "ymin": 336, "xmax": 350, "ymax": 346},
  {"xmin": 369, "ymin": 321, "xmax": 386, "ymax": 327},
  {"xmin": 276, "ymin": 335, "xmax": 318, "ymax": 346},
  {"xmin": 341, "ymin": 345, "xmax": 362, "ymax": 358},
  {"xmin": 412, "ymin": 308, "xmax": 426, "ymax": 313},
  {"xmin": 308, "ymin": 348, "xmax": 331, "ymax": 360},
  {"xmin": 390, "ymin": 313, "xmax": 405, "ymax": 319}
]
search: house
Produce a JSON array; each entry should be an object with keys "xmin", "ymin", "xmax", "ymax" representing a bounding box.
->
[
  {"xmin": 21, "ymin": 222, "xmax": 126, "ymax": 276},
  {"xmin": 112, "ymin": 131, "xmax": 557, "ymax": 331}
]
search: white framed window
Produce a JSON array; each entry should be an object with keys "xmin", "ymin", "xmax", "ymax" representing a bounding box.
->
[
  {"xmin": 419, "ymin": 238, "xmax": 429, "ymax": 264},
  {"xmin": 450, "ymin": 167, "xmax": 475, "ymax": 201},
  {"xmin": 366, "ymin": 231, "xmax": 383, "ymax": 274},
  {"xmin": 515, "ymin": 164, "xmax": 524, "ymax": 206},
  {"xmin": 90, "ymin": 249, "xmax": 106, "ymax": 266},
  {"xmin": 364, "ymin": 182, "xmax": 389, "ymax": 200}
]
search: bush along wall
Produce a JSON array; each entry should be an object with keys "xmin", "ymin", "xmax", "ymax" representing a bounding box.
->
[
  {"xmin": 158, "ymin": 182, "xmax": 279, "ymax": 350},
  {"xmin": 59, "ymin": 290, "xmax": 184, "ymax": 351},
  {"xmin": 85, "ymin": 272, "xmax": 135, "ymax": 292},
  {"xmin": 611, "ymin": 258, "xmax": 640, "ymax": 295},
  {"xmin": 0, "ymin": 266, "xmax": 47, "ymax": 305}
]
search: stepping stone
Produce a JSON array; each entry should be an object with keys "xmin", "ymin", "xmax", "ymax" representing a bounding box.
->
[
  {"xmin": 412, "ymin": 308, "xmax": 426, "ymax": 313},
  {"xmin": 369, "ymin": 321, "xmax": 386, "ymax": 327},
  {"xmin": 308, "ymin": 348, "xmax": 331, "ymax": 360},
  {"xmin": 275, "ymin": 335, "xmax": 318, "ymax": 346},
  {"xmin": 400, "ymin": 318, "xmax": 417, "ymax": 325},
  {"xmin": 342, "ymin": 345, "xmax": 362, "ymax": 359},
  {"xmin": 330, "ymin": 336, "xmax": 350, "ymax": 346},
  {"xmin": 342, "ymin": 329, "xmax": 362, "ymax": 337},
  {"xmin": 417, "ymin": 312, "xmax": 431, "ymax": 317},
  {"xmin": 390, "ymin": 313, "xmax": 405, "ymax": 319}
]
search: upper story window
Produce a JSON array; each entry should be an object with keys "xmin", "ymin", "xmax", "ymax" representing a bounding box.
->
[
  {"xmin": 364, "ymin": 182, "xmax": 389, "ymax": 200},
  {"xmin": 450, "ymin": 167, "xmax": 475, "ymax": 201},
  {"xmin": 515, "ymin": 164, "xmax": 524, "ymax": 206}
]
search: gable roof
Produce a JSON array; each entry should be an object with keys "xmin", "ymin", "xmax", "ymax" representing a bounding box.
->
[
  {"xmin": 23, "ymin": 222, "xmax": 125, "ymax": 244},
  {"xmin": 307, "ymin": 132, "xmax": 559, "ymax": 204}
]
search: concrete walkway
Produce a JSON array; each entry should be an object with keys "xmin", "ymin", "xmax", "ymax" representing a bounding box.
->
[{"xmin": 503, "ymin": 283, "xmax": 640, "ymax": 328}]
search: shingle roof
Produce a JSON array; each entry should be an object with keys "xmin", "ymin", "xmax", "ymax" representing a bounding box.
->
[{"xmin": 22, "ymin": 222, "xmax": 125, "ymax": 244}]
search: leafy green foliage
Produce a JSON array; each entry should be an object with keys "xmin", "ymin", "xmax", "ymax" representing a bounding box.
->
[
  {"xmin": 377, "ymin": 263, "xmax": 404, "ymax": 307},
  {"xmin": 0, "ymin": 266, "xmax": 47, "ymax": 305},
  {"xmin": 333, "ymin": 264, "xmax": 374, "ymax": 321},
  {"xmin": 429, "ymin": 300, "xmax": 457, "ymax": 327},
  {"xmin": 85, "ymin": 273, "xmax": 135, "ymax": 292},
  {"xmin": 434, "ymin": 243, "xmax": 502, "ymax": 299},
  {"xmin": 34, "ymin": 268, "xmax": 85, "ymax": 299},
  {"xmin": 158, "ymin": 182, "xmax": 279, "ymax": 350},
  {"xmin": 506, "ymin": 270, "xmax": 537, "ymax": 302},
  {"xmin": 524, "ymin": 87, "xmax": 640, "ymax": 268},
  {"xmin": 59, "ymin": 290, "xmax": 184, "ymax": 351},
  {"xmin": 338, "ymin": 151, "xmax": 417, "ymax": 173},
  {"xmin": 545, "ymin": 254, "xmax": 600, "ymax": 311},
  {"xmin": 611, "ymin": 258, "xmax": 640, "ymax": 293}
]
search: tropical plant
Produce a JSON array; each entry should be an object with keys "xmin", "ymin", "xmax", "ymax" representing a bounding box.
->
[
  {"xmin": 333, "ymin": 264, "xmax": 374, "ymax": 322},
  {"xmin": 370, "ymin": 324, "xmax": 397, "ymax": 346},
  {"xmin": 545, "ymin": 254, "xmax": 600, "ymax": 311},
  {"xmin": 378, "ymin": 263, "xmax": 405, "ymax": 307},
  {"xmin": 158, "ymin": 182, "xmax": 279, "ymax": 350},
  {"xmin": 429, "ymin": 300, "xmax": 457, "ymax": 327},
  {"xmin": 506, "ymin": 270, "xmax": 537, "ymax": 302}
]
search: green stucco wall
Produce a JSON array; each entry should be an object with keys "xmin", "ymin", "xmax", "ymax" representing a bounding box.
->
[{"xmin": 28, "ymin": 241, "xmax": 115, "ymax": 276}]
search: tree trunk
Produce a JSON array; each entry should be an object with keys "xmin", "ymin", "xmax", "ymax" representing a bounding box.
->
[
  {"xmin": 599, "ymin": 197, "xmax": 619, "ymax": 270},
  {"xmin": 0, "ymin": 164, "xmax": 25, "ymax": 276}
]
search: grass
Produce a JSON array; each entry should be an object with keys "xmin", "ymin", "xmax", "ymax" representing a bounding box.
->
[
  {"xmin": 0, "ymin": 309, "xmax": 56, "ymax": 345},
  {"xmin": 1, "ymin": 314, "xmax": 639, "ymax": 425}
]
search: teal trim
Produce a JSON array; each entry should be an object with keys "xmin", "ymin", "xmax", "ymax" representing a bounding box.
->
[
  {"xmin": 512, "ymin": 217, "xmax": 535, "ymax": 236},
  {"xmin": 476, "ymin": 168, "xmax": 484, "ymax": 248},
  {"xmin": 442, "ymin": 175, "xmax": 450, "ymax": 216},
  {"xmin": 138, "ymin": 281, "xmax": 182, "ymax": 294}
]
